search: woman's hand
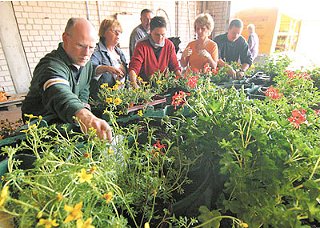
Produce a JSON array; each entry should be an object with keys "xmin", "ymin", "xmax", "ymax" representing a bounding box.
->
[
  {"xmin": 199, "ymin": 49, "xmax": 211, "ymax": 59},
  {"xmin": 181, "ymin": 46, "xmax": 192, "ymax": 59},
  {"xmin": 106, "ymin": 66, "xmax": 124, "ymax": 77}
]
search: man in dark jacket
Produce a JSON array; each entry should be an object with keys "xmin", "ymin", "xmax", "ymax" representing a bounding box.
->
[
  {"xmin": 214, "ymin": 19, "xmax": 252, "ymax": 78},
  {"xmin": 21, "ymin": 18, "xmax": 112, "ymax": 141}
]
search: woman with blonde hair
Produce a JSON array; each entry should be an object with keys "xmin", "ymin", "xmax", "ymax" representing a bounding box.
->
[
  {"xmin": 90, "ymin": 19, "xmax": 128, "ymax": 100},
  {"xmin": 180, "ymin": 13, "xmax": 218, "ymax": 71}
]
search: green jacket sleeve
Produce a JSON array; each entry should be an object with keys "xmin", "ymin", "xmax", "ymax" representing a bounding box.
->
[{"xmin": 39, "ymin": 58, "xmax": 87, "ymax": 123}]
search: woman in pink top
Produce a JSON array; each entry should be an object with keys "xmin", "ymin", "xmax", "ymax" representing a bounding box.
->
[
  {"xmin": 180, "ymin": 13, "xmax": 218, "ymax": 71},
  {"xmin": 129, "ymin": 16, "xmax": 181, "ymax": 89}
]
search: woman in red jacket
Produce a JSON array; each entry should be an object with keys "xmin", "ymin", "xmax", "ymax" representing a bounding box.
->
[{"xmin": 129, "ymin": 16, "xmax": 181, "ymax": 89}]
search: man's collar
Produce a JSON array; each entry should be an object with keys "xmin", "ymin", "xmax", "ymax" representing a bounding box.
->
[
  {"xmin": 72, "ymin": 64, "xmax": 80, "ymax": 70},
  {"xmin": 139, "ymin": 24, "xmax": 149, "ymax": 34},
  {"xmin": 59, "ymin": 42, "xmax": 75, "ymax": 67}
]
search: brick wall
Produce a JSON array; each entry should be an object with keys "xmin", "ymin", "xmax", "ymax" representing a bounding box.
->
[
  {"xmin": 0, "ymin": 42, "xmax": 15, "ymax": 94},
  {"xmin": 210, "ymin": 1, "xmax": 231, "ymax": 37},
  {"xmin": 12, "ymin": 1, "xmax": 89, "ymax": 73},
  {"xmin": 175, "ymin": 1, "xmax": 198, "ymax": 50},
  {"xmin": 177, "ymin": 1, "xmax": 230, "ymax": 51},
  {"xmin": 11, "ymin": 1, "xmax": 177, "ymax": 73},
  {"xmin": 196, "ymin": 1, "xmax": 231, "ymax": 39}
]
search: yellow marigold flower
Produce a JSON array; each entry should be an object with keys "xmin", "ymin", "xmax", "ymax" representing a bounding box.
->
[
  {"xmin": 24, "ymin": 113, "xmax": 35, "ymax": 119},
  {"xmin": 118, "ymin": 110, "xmax": 123, "ymax": 115},
  {"xmin": 116, "ymin": 80, "xmax": 123, "ymax": 85},
  {"xmin": 76, "ymin": 218, "xmax": 95, "ymax": 228},
  {"xmin": 144, "ymin": 222, "xmax": 150, "ymax": 228},
  {"xmin": 113, "ymin": 97, "xmax": 122, "ymax": 106},
  {"xmin": 77, "ymin": 168, "xmax": 93, "ymax": 184},
  {"xmin": 57, "ymin": 192, "xmax": 63, "ymax": 201},
  {"xmin": 107, "ymin": 147, "xmax": 114, "ymax": 155},
  {"xmin": 83, "ymin": 152, "xmax": 91, "ymax": 158},
  {"xmin": 100, "ymin": 83, "xmax": 108, "ymax": 89},
  {"xmin": 0, "ymin": 185, "xmax": 9, "ymax": 207},
  {"xmin": 152, "ymin": 189, "xmax": 157, "ymax": 196},
  {"xmin": 64, "ymin": 201, "xmax": 83, "ymax": 223},
  {"xmin": 88, "ymin": 127, "xmax": 96, "ymax": 133},
  {"xmin": 137, "ymin": 110, "xmax": 143, "ymax": 117},
  {"xmin": 105, "ymin": 97, "xmax": 113, "ymax": 103},
  {"xmin": 89, "ymin": 166, "xmax": 97, "ymax": 174},
  {"xmin": 137, "ymin": 76, "xmax": 143, "ymax": 82},
  {"xmin": 30, "ymin": 124, "xmax": 37, "ymax": 129},
  {"xmin": 103, "ymin": 192, "xmax": 113, "ymax": 204},
  {"xmin": 240, "ymin": 222, "xmax": 249, "ymax": 228},
  {"xmin": 112, "ymin": 84, "xmax": 119, "ymax": 90},
  {"xmin": 37, "ymin": 218, "xmax": 59, "ymax": 228},
  {"xmin": 156, "ymin": 80, "xmax": 162, "ymax": 84}
]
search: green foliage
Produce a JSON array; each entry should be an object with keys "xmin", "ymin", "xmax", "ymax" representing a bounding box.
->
[
  {"xmin": 253, "ymin": 54, "xmax": 291, "ymax": 77},
  {"xmin": 1, "ymin": 54, "xmax": 320, "ymax": 227},
  {"xmin": 93, "ymin": 81, "xmax": 155, "ymax": 115},
  {"xmin": 0, "ymin": 117, "xmax": 193, "ymax": 227},
  {"xmin": 198, "ymin": 206, "xmax": 221, "ymax": 228},
  {"xmin": 176, "ymin": 55, "xmax": 320, "ymax": 227},
  {"xmin": 309, "ymin": 67, "xmax": 320, "ymax": 89}
]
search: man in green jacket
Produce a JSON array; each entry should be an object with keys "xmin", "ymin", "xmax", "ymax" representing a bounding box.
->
[{"xmin": 22, "ymin": 18, "xmax": 112, "ymax": 141}]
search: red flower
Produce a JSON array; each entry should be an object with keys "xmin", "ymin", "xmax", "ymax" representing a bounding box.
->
[
  {"xmin": 171, "ymin": 91, "xmax": 190, "ymax": 109},
  {"xmin": 212, "ymin": 67, "xmax": 219, "ymax": 75},
  {"xmin": 288, "ymin": 109, "xmax": 307, "ymax": 128},
  {"xmin": 299, "ymin": 72, "xmax": 311, "ymax": 79},
  {"xmin": 186, "ymin": 76, "xmax": 199, "ymax": 89},
  {"xmin": 286, "ymin": 70, "xmax": 311, "ymax": 80},
  {"xmin": 285, "ymin": 70, "xmax": 295, "ymax": 79},
  {"xmin": 153, "ymin": 140, "xmax": 166, "ymax": 150},
  {"xmin": 264, "ymin": 86, "xmax": 282, "ymax": 100},
  {"xmin": 203, "ymin": 63, "xmax": 211, "ymax": 74}
]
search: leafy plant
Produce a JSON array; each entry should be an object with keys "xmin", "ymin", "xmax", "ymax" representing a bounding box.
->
[
  {"xmin": 0, "ymin": 115, "xmax": 193, "ymax": 227},
  {"xmin": 174, "ymin": 56, "xmax": 320, "ymax": 227}
]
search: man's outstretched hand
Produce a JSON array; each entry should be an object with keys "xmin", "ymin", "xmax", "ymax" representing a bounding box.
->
[{"xmin": 75, "ymin": 108, "xmax": 113, "ymax": 142}]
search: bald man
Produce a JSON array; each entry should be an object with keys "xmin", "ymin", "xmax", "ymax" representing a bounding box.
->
[{"xmin": 22, "ymin": 18, "xmax": 112, "ymax": 141}]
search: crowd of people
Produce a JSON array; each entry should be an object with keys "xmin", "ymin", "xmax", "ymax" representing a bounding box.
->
[{"xmin": 21, "ymin": 9, "xmax": 259, "ymax": 140}]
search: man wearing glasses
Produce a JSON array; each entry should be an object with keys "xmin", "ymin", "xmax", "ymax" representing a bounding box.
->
[{"xmin": 22, "ymin": 18, "xmax": 112, "ymax": 142}]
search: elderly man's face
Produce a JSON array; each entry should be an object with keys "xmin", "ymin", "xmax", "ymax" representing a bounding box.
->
[
  {"xmin": 141, "ymin": 12, "xmax": 153, "ymax": 31},
  {"xmin": 63, "ymin": 21, "xmax": 96, "ymax": 66},
  {"xmin": 227, "ymin": 26, "xmax": 242, "ymax": 42}
]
